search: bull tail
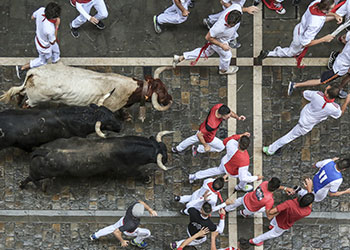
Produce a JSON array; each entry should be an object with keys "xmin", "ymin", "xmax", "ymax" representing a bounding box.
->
[{"xmin": 0, "ymin": 74, "xmax": 31, "ymax": 104}]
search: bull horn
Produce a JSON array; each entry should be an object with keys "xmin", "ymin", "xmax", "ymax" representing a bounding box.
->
[
  {"xmin": 95, "ymin": 121, "xmax": 106, "ymax": 138},
  {"xmin": 156, "ymin": 130, "xmax": 175, "ymax": 142},
  {"xmin": 153, "ymin": 66, "xmax": 173, "ymax": 79},
  {"xmin": 97, "ymin": 88, "xmax": 116, "ymax": 106},
  {"xmin": 157, "ymin": 154, "xmax": 167, "ymax": 171},
  {"xmin": 151, "ymin": 93, "xmax": 173, "ymax": 111}
]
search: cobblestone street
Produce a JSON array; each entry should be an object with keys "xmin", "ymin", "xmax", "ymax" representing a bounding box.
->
[{"xmin": 1, "ymin": 0, "xmax": 350, "ymax": 249}]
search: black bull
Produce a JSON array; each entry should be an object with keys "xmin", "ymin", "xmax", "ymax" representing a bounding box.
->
[
  {"xmin": 19, "ymin": 131, "xmax": 173, "ymax": 189},
  {"xmin": 0, "ymin": 104, "xmax": 122, "ymax": 151}
]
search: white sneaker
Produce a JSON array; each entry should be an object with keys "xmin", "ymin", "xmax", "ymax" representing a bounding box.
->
[
  {"xmin": 219, "ymin": 66, "xmax": 239, "ymax": 75},
  {"xmin": 173, "ymin": 55, "xmax": 180, "ymax": 68},
  {"xmin": 242, "ymin": 184, "xmax": 253, "ymax": 192},
  {"xmin": 189, "ymin": 174, "xmax": 195, "ymax": 184},
  {"xmin": 339, "ymin": 90, "xmax": 348, "ymax": 99},
  {"xmin": 273, "ymin": 2, "xmax": 286, "ymax": 14}
]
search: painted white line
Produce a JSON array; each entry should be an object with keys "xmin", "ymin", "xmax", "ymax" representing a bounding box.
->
[
  {"xmin": 0, "ymin": 57, "xmax": 329, "ymax": 67},
  {"xmin": 227, "ymin": 74, "xmax": 238, "ymax": 247}
]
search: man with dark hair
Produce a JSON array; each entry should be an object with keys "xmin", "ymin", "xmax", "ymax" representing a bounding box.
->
[
  {"xmin": 175, "ymin": 177, "xmax": 229, "ymax": 214},
  {"xmin": 172, "ymin": 103, "xmax": 245, "ymax": 156},
  {"xmin": 225, "ymin": 177, "xmax": 294, "ymax": 218},
  {"xmin": 69, "ymin": 0, "xmax": 108, "ymax": 38},
  {"xmin": 211, "ymin": 231, "xmax": 251, "ymax": 250},
  {"xmin": 172, "ymin": 5, "xmax": 242, "ymax": 74},
  {"xmin": 170, "ymin": 203, "xmax": 226, "ymax": 249},
  {"xmin": 16, "ymin": 2, "xmax": 61, "ymax": 79},
  {"xmin": 249, "ymin": 178, "xmax": 314, "ymax": 246},
  {"xmin": 189, "ymin": 132, "xmax": 262, "ymax": 192},
  {"xmin": 90, "ymin": 200, "xmax": 157, "ymax": 248},
  {"xmin": 263, "ymin": 86, "xmax": 350, "ymax": 155},
  {"xmin": 295, "ymin": 157, "xmax": 350, "ymax": 202},
  {"xmin": 288, "ymin": 32, "xmax": 350, "ymax": 98},
  {"xmin": 258, "ymin": 0, "xmax": 341, "ymax": 67}
]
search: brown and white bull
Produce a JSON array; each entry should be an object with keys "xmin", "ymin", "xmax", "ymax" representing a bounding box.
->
[{"xmin": 0, "ymin": 63, "xmax": 173, "ymax": 121}]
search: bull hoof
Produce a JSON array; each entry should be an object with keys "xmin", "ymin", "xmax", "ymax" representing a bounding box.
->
[{"xmin": 19, "ymin": 181, "xmax": 26, "ymax": 190}]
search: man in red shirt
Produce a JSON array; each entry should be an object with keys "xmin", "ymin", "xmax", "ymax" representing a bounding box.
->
[
  {"xmin": 188, "ymin": 132, "xmax": 262, "ymax": 191},
  {"xmin": 249, "ymin": 178, "xmax": 314, "ymax": 246},
  {"xmin": 172, "ymin": 104, "xmax": 245, "ymax": 156},
  {"xmin": 225, "ymin": 178, "xmax": 294, "ymax": 218}
]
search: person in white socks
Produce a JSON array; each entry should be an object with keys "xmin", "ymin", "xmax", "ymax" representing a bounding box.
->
[
  {"xmin": 189, "ymin": 132, "xmax": 262, "ymax": 192},
  {"xmin": 90, "ymin": 200, "xmax": 157, "ymax": 248},
  {"xmin": 263, "ymin": 86, "xmax": 350, "ymax": 156},
  {"xmin": 172, "ymin": 7, "xmax": 242, "ymax": 74}
]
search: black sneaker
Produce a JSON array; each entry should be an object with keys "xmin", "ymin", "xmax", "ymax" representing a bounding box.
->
[
  {"xmin": 174, "ymin": 195, "xmax": 180, "ymax": 202},
  {"xmin": 188, "ymin": 0, "xmax": 195, "ymax": 8},
  {"xmin": 70, "ymin": 23, "xmax": 80, "ymax": 38},
  {"xmin": 95, "ymin": 20, "xmax": 105, "ymax": 30},
  {"xmin": 15, "ymin": 65, "xmax": 26, "ymax": 79},
  {"xmin": 180, "ymin": 208, "xmax": 186, "ymax": 215},
  {"xmin": 293, "ymin": 185, "xmax": 301, "ymax": 193},
  {"xmin": 171, "ymin": 147, "xmax": 184, "ymax": 155},
  {"xmin": 328, "ymin": 51, "xmax": 339, "ymax": 70},
  {"xmin": 258, "ymin": 50, "xmax": 269, "ymax": 61},
  {"xmin": 89, "ymin": 233, "xmax": 97, "ymax": 241}
]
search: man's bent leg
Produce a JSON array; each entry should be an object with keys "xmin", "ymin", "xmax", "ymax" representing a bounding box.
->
[
  {"xmin": 176, "ymin": 134, "xmax": 199, "ymax": 152},
  {"xmin": 252, "ymin": 218, "xmax": 286, "ymax": 244},
  {"xmin": 193, "ymin": 165, "xmax": 225, "ymax": 180}
]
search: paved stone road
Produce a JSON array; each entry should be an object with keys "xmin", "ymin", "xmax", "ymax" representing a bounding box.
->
[{"xmin": 1, "ymin": 0, "xmax": 350, "ymax": 249}]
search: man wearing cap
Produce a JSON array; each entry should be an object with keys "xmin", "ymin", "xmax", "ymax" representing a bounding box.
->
[
  {"xmin": 263, "ymin": 86, "xmax": 350, "ymax": 156},
  {"xmin": 90, "ymin": 200, "xmax": 157, "ymax": 248},
  {"xmin": 172, "ymin": 104, "xmax": 245, "ymax": 156},
  {"xmin": 16, "ymin": 2, "xmax": 61, "ymax": 79}
]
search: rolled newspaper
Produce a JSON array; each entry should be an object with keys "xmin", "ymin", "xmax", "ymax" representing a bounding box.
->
[{"xmin": 331, "ymin": 18, "xmax": 350, "ymax": 36}]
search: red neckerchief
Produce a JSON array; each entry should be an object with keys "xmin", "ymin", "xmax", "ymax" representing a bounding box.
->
[
  {"xmin": 322, "ymin": 94, "xmax": 335, "ymax": 109},
  {"xmin": 207, "ymin": 182, "xmax": 223, "ymax": 202},
  {"xmin": 331, "ymin": 0, "xmax": 347, "ymax": 13},
  {"xmin": 309, "ymin": 2, "xmax": 327, "ymax": 16},
  {"xmin": 295, "ymin": 47, "xmax": 309, "ymax": 68},
  {"xmin": 42, "ymin": 14, "xmax": 57, "ymax": 24},
  {"xmin": 190, "ymin": 42, "xmax": 212, "ymax": 66}
]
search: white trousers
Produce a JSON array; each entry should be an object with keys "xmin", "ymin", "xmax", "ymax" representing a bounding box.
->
[
  {"xmin": 176, "ymin": 132, "xmax": 225, "ymax": 153},
  {"xmin": 268, "ymin": 24, "xmax": 304, "ymax": 57},
  {"xmin": 193, "ymin": 163, "xmax": 248, "ymax": 190},
  {"xmin": 157, "ymin": 1, "xmax": 190, "ymax": 24},
  {"xmin": 30, "ymin": 39, "xmax": 60, "ymax": 69},
  {"xmin": 298, "ymin": 187, "xmax": 327, "ymax": 203},
  {"xmin": 94, "ymin": 217, "xmax": 151, "ymax": 244},
  {"xmin": 183, "ymin": 44, "xmax": 232, "ymax": 71},
  {"xmin": 267, "ymin": 123, "xmax": 310, "ymax": 154},
  {"xmin": 176, "ymin": 229, "xmax": 207, "ymax": 247},
  {"xmin": 225, "ymin": 196, "xmax": 266, "ymax": 215},
  {"xmin": 72, "ymin": 0, "xmax": 108, "ymax": 28},
  {"xmin": 252, "ymin": 217, "xmax": 287, "ymax": 244}
]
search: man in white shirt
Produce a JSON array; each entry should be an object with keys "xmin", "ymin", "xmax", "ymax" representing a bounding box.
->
[
  {"xmin": 174, "ymin": 177, "xmax": 231, "ymax": 214},
  {"xmin": 16, "ymin": 2, "xmax": 61, "ymax": 79},
  {"xmin": 202, "ymin": 0, "xmax": 258, "ymax": 48},
  {"xmin": 189, "ymin": 132, "xmax": 262, "ymax": 192},
  {"xmin": 263, "ymin": 86, "xmax": 350, "ymax": 155},
  {"xmin": 288, "ymin": 31, "xmax": 350, "ymax": 99},
  {"xmin": 153, "ymin": 0, "xmax": 191, "ymax": 34},
  {"xmin": 172, "ymin": 7, "xmax": 242, "ymax": 74},
  {"xmin": 295, "ymin": 158, "xmax": 350, "ymax": 202},
  {"xmin": 69, "ymin": 0, "xmax": 108, "ymax": 38},
  {"xmin": 258, "ymin": 0, "xmax": 339, "ymax": 66}
]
